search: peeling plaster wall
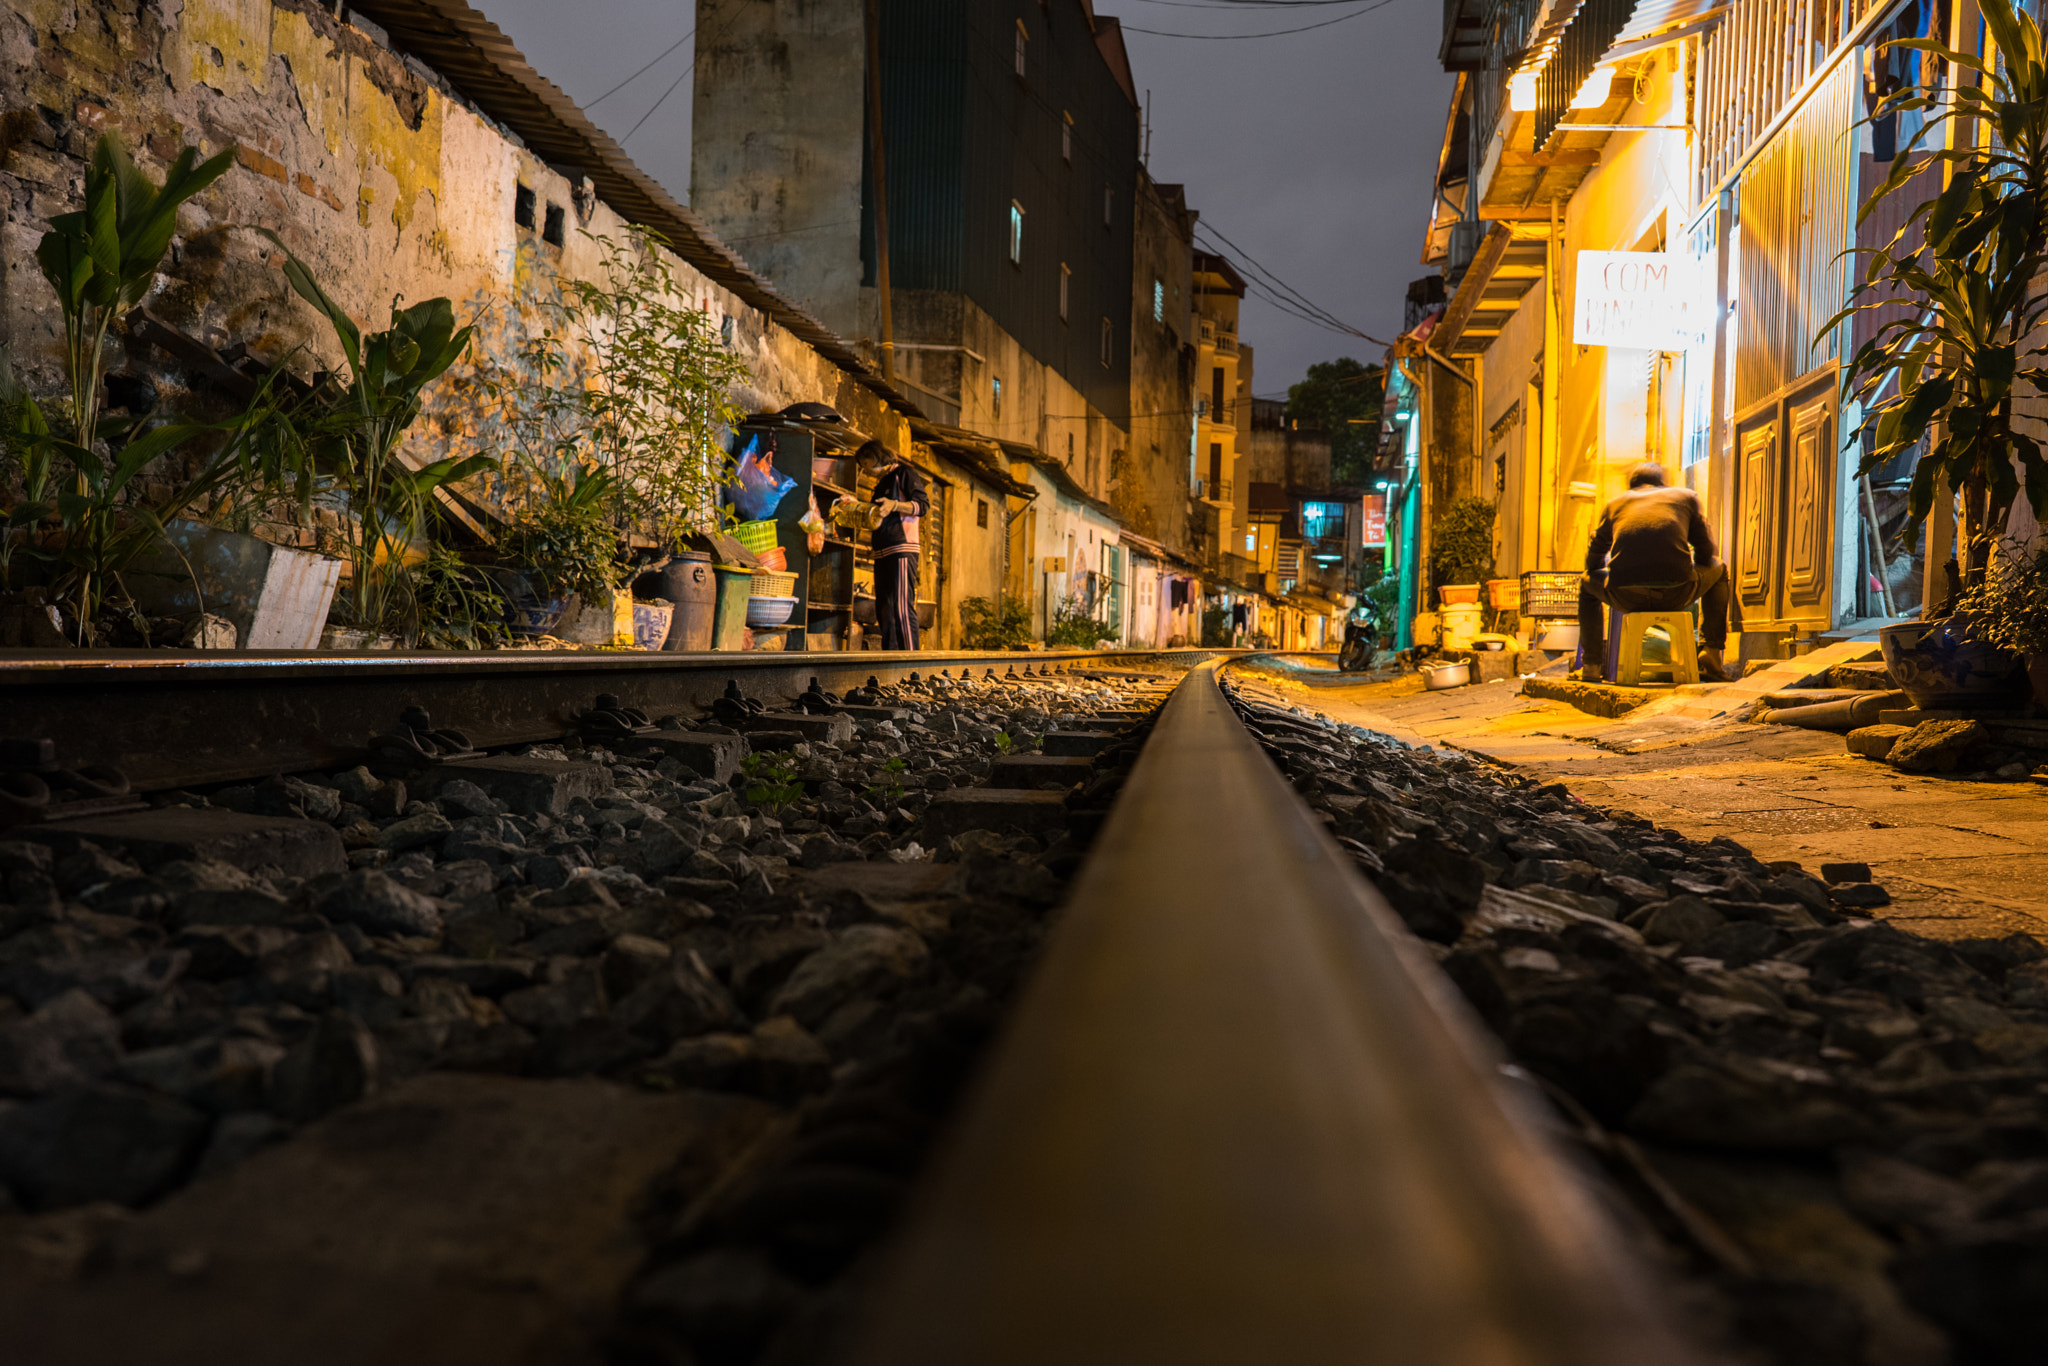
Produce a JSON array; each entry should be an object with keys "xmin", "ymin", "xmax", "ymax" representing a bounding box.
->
[{"xmin": 0, "ymin": 0, "xmax": 910, "ymax": 534}]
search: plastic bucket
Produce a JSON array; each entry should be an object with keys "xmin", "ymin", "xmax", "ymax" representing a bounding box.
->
[
  {"xmin": 659, "ymin": 552, "xmax": 716, "ymax": 651},
  {"xmin": 1441, "ymin": 603, "xmax": 1483, "ymax": 649},
  {"xmin": 711, "ymin": 565, "xmax": 753, "ymax": 650}
]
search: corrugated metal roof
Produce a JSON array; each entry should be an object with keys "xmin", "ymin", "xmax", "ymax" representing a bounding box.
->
[
  {"xmin": 342, "ymin": 0, "xmax": 924, "ymax": 417},
  {"xmin": 1613, "ymin": 0, "xmax": 1724, "ymax": 43},
  {"xmin": 1511, "ymin": 0, "xmax": 1595, "ymax": 75},
  {"xmin": 911, "ymin": 421, "xmax": 1041, "ymax": 500},
  {"xmin": 995, "ymin": 439, "xmax": 1122, "ymax": 523}
]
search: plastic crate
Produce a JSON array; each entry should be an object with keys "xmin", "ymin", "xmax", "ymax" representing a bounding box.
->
[
  {"xmin": 1519, "ymin": 570, "xmax": 1582, "ymax": 617},
  {"xmin": 1485, "ymin": 578, "xmax": 1520, "ymax": 611},
  {"xmin": 750, "ymin": 569, "xmax": 798, "ymax": 598}
]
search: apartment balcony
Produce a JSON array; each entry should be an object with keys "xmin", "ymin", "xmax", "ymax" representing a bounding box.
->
[
  {"xmin": 1213, "ymin": 333, "xmax": 1239, "ymax": 357},
  {"xmin": 1200, "ymin": 478, "xmax": 1234, "ymax": 506},
  {"xmin": 1204, "ymin": 400, "xmax": 1236, "ymax": 431}
]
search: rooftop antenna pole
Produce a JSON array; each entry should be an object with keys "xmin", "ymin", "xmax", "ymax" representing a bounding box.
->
[
  {"xmin": 865, "ymin": 0, "xmax": 894, "ymax": 381},
  {"xmin": 1143, "ymin": 89, "xmax": 1152, "ymax": 166}
]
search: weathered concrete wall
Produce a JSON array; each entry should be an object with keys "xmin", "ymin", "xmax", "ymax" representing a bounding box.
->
[
  {"xmin": 1009, "ymin": 460, "xmax": 1119, "ymax": 638},
  {"xmin": 690, "ymin": 0, "xmax": 868, "ymax": 339},
  {"xmin": 893, "ymin": 287, "xmax": 1126, "ymax": 502},
  {"xmin": 0, "ymin": 0, "xmax": 908, "ymax": 543},
  {"xmin": 934, "ymin": 464, "xmax": 1009, "ymax": 645},
  {"xmin": 1481, "ymin": 281, "xmax": 1543, "ymax": 574},
  {"xmin": 1246, "ymin": 407, "xmax": 1333, "ymax": 492},
  {"xmin": 1123, "ymin": 173, "xmax": 1195, "ymax": 555}
]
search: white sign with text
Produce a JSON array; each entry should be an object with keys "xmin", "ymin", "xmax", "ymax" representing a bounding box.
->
[{"xmin": 1573, "ymin": 250, "xmax": 1710, "ymax": 351}]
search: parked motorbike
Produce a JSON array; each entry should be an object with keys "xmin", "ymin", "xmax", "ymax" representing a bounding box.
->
[{"xmin": 1338, "ymin": 615, "xmax": 1376, "ymax": 671}]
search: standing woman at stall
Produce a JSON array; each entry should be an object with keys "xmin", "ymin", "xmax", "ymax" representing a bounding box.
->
[{"xmin": 856, "ymin": 439, "xmax": 929, "ymax": 650}]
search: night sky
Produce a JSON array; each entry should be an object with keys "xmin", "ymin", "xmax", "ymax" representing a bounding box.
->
[{"xmin": 475, "ymin": 0, "xmax": 1450, "ymax": 397}]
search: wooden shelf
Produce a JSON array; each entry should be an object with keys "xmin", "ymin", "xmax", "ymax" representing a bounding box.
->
[{"xmin": 814, "ymin": 479, "xmax": 855, "ymax": 498}]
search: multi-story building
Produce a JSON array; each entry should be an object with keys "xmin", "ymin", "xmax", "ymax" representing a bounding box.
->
[
  {"xmin": 1246, "ymin": 400, "xmax": 1367, "ymax": 649},
  {"xmin": 1192, "ymin": 252, "xmax": 1249, "ymax": 574},
  {"xmin": 1396, "ymin": 0, "xmax": 1937, "ymax": 657},
  {"xmin": 693, "ymin": 0, "xmax": 1145, "ymax": 643}
]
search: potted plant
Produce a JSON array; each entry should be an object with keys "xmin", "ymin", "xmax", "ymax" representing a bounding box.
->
[
  {"xmin": 1429, "ymin": 496, "xmax": 1496, "ymax": 607},
  {"xmin": 459, "ymin": 228, "xmax": 746, "ymax": 643},
  {"xmin": 255, "ymin": 233, "xmax": 493, "ymax": 646},
  {"xmin": 1839, "ymin": 0, "xmax": 2048, "ymax": 708},
  {"xmin": 403, "ymin": 543, "xmax": 512, "ymax": 651},
  {"xmin": 494, "ymin": 466, "xmax": 621, "ymax": 636},
  {"xmin": 1949, "ymin": 538, "xmax": 2048, "ymax": 709},
  {"xmin": 0, "ymin": 134, "xmax": 318, "ymax": 646}
]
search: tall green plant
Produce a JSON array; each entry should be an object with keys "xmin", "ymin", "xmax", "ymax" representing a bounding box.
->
[
  {"xmin": 1428, "ymin": 496, "xmax": 1496, "ymax": 587},
  {"xmin": 0, "ymin": 134, "xmax": 310, "ymax": 640},
  {"xmin": 469, "ymin": 228, "xmax": 748, "ymax": 546},
  {"xmin": 260, "ymin": 232, "xmax": 491, "ymax": 631},
  {"xmin": 1839, "ymin": 0, "xmax": 2048, "ymax": 602}
]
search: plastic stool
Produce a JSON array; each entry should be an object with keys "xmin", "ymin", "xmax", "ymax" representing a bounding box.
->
[{"xmin": 1605, "ymin": 609, "xmax": 1698, "ymax": 686}]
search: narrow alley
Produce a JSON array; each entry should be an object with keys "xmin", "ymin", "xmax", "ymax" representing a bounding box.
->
[{"xmin": 5, "ymin": 0, "xmax": 2048, "ymax": 1364}]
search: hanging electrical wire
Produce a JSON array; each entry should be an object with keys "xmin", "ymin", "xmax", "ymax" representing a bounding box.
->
[
  {"xmin": 1195, "ymin": 220, "xmax": 1363, "ymax": 335},
  {"xmin": 1192, "ymin": 220, "xmax": 1393, "ymax": 345},
  {"xmin": 620, "ymin": 62, "xmax": 693, "ymax": 145},
  {"xmin": 1123, "ymin": 0, "xmax": 1400, "ymax": 39},
  {"xmin": 583, "ymin": 29, "xmax": 694, "ymax": 110}
]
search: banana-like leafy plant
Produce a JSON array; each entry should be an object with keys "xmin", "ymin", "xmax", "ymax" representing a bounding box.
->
[
  {"xmin": 1837, "ymin": 0, "xmax": 2048, "ymax": 605},
  {"xmin": 0, "ymin": 134, "xmax": 304, "ymax": 642},
  {"xmin": 259, "ymin": 230, "xmax": 493, "ymax": 632}
]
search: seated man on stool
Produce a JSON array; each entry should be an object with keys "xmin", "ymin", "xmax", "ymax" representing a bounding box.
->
[{"xmin": 1577, "ymin": 462, "xmax": 1733, "ymax": 683}]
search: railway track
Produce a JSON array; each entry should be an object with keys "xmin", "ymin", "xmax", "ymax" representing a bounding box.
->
[{"xmin": 3, "ymin": 647, "xmax": 2026, "ymax": 1364}]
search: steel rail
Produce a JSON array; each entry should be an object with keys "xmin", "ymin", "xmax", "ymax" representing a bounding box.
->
[
  {"xmin": 0, "ymin": 648, "xmax": 1234, "ymax": 792},
  {"xmin": 845, "ymin": 659, "xmax": 1703, "ymax": 1365}
]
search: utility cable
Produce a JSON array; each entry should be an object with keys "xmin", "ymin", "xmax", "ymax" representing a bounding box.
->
[
  {"xmin": 620, "ymin": 63, "xmax": 693, "ymax": 145},
  {"xmin": 1195, "ymin": 221, "xmax": 1366, "ymax": 336},
  {"xmin": 583, "ymin": 29, "xmax": 694, "ymax": 110},
  {"xmin": 1192, "ymin": 223, "xmax": 1391, "ymax": 344},
  {"xmin": 1123, "ymin": 0, "xmax": 1400, "ymax": 39}
]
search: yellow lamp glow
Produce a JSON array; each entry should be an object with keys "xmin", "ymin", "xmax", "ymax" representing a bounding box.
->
[{"xmin": 1509, "ymin": 70, "xmax": 1538, "ymax": 112}]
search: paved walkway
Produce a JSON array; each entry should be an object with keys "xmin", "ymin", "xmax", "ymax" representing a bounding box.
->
[{"xmin": 1234, "ymin": 657, "xmax": 2048, "ymax": 943}]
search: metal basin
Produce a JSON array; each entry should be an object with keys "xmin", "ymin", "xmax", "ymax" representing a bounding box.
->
[{"xmin": 1422, "ymin": 661, "xmax": 1471, "ymax": 691}]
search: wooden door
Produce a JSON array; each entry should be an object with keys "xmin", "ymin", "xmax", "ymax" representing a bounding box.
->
[
  {"xmin": 1781, "ymin": 384, "xmax": 1835, "ymax": 620},
  {"xmin": 1729, "ymin": 371, "xmax": 1840, "ymax": 630},
  {"xmin": 1735, "ymin": 412, "xmax": 1778, "ymax": 615}
]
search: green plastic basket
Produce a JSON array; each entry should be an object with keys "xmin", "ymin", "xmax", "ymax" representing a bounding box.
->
[{"xmin": 734, "ymin": 520, "xmax": 780, "ymax": 555}]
